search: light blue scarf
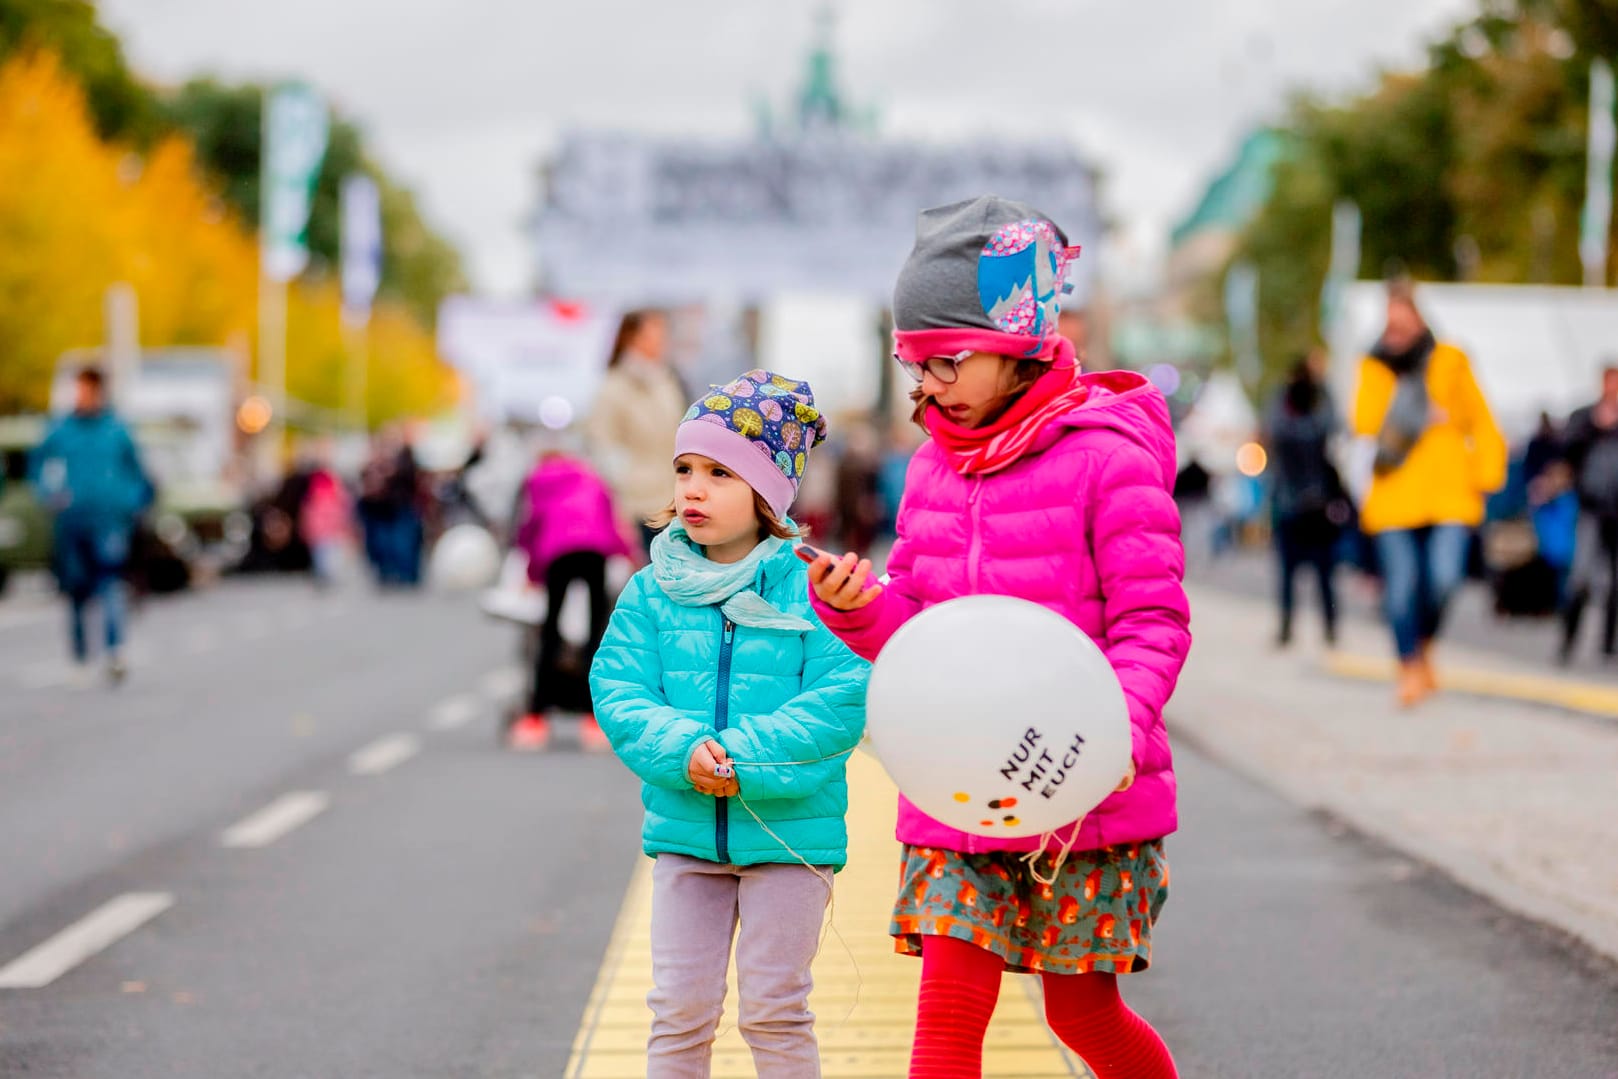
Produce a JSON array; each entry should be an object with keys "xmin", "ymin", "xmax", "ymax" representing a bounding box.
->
[{"xmin": 650, "ymin": 523, "xmax": 813, "ymax": 632}]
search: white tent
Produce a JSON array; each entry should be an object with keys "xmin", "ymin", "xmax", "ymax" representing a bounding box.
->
[
  {"xmin": 1328, "ymin": 282, "xmax": 1618, "ymax": 443},
  {"xmin": 1176, "ymin": 370, "xmax": 1259, "ymax": 475}
]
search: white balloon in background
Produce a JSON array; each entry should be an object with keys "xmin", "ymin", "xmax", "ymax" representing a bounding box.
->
[
  {"xmin": 864, "ymin": 596, "xmax": 1131, "ymax": 839},
  {"xmin": 429, "ymin": 524, "xmax": 502, "ymax": 592}
]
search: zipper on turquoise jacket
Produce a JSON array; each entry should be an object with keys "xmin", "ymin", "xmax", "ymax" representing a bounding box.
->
[{"xmin": 713, "ymin": 616, "xmax": 736, "ymax": 863}]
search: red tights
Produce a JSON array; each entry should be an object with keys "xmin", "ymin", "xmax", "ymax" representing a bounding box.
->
[{"xmin": 908, "ymin": 935, "xmax": 1178, "ymax": 1079}]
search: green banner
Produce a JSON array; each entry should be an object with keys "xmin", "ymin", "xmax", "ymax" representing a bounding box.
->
[{"xmin": 261, "ymin": 83, "xmax": 329, "ymax": 283}]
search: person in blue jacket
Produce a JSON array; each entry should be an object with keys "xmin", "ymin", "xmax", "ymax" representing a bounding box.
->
[
  {"xmin": 29, "ymin": 366, "xmax": 154, "ymax": 682},
  {"xmin": 590, "ymin": 369, "xmax": 868, "ymax": 1078}
]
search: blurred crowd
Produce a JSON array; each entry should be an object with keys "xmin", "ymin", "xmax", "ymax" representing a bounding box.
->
[
  {"xmin": 239, "ymin": 310, "xmax": 920, "ymax": 598},
  {"xmin": 1188, "ymin": 281, "xmax": 1618, "ymax": 705}
]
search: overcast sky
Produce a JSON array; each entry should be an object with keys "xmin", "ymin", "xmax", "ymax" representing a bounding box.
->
[{"xmin": 99, "ymin": 0, "xmax": 1475, "ymax": 297}]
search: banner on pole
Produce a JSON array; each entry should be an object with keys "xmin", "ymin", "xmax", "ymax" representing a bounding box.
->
[
  {"xmin": 341, "ymin": 174, "xmax": 383, "ymax": 324},
  {"xmin": 1320, "ymin": 199, "xmax": 1361, "ymax": 337},
  {"xmin": 1582, "ymin": 58, "xmax": 1615, "ymax": 288},
  {"xmin": 1224, "ymin": 261, "xmax": 1262, "ymax": 392},
  {"xmin": 261, "ymin": 83, "xmax": 329, "ymax": 283}
]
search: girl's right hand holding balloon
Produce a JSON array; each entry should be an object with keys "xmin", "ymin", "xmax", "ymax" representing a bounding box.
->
[
  {"xmin": 808, "ymin": 552, "xmax": 882, "ymax": 612},
  {"xmin": 688, "ymin": 739, "xmax": 739, "ymax": 798}
]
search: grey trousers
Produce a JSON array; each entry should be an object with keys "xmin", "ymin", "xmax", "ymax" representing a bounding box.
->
[{"xmin": 647, "ymin": 853, "xmax": 830, "ymax": 1078}]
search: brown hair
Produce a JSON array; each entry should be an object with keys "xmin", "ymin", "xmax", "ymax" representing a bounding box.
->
[
  {"xmin": 645, "ymin": 490, "xmax": 800, "ymax": 542},
  {"xmin": 909, "ymin": 357, "xmax": 1047, "ymax": 432},
  {"xmin": 608, "ymin": 309, "xmax": 664, "ymax": 368},
  {"xmin": 1385, "ymin": 277, "xmax": 1427, "ymax": 325}
]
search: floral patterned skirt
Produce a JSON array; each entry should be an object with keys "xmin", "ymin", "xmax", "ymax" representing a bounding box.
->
[{"xmin": 890, "ymin": 840, "xmax": 1169, "ymax": 975}]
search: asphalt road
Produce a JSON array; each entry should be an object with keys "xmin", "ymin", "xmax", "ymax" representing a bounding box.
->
[{"xmin": 1, "ymin": 574, "xmax": 1614, "ymax": 1077}]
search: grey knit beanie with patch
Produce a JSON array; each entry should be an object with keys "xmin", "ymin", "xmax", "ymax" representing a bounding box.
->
[{"xmin": 892, "ymin": 196, "xmax": 1078, "ymax": 339}]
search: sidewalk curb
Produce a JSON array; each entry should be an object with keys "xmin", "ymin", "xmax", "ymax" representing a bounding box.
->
[
  {"xmin": 1168, "ymin": 712, "xmax": 1618, "ymax": 971},
  {"xmin": 1324, "ymin": 651, "xmax": 1618, "ymax": 725}
]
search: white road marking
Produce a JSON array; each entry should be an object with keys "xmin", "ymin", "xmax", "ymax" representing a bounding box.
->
[
  {"xmin": 0, "ymin": 893, "xmax": 174, "ymax": 989},
  {"xmin": 479, "ymin": 666, "xmax": 525, "ymax": 701},
  {"xmin": 428, "ymin": 695, "xmax": 480, "ymax": 731},
  {"xmin": 348, "ymin": 734, "xmax": 421, "ymax": 776},
  {"xmin": 220, "ymin": 791, "xmax": 330, "ymax": 849}
]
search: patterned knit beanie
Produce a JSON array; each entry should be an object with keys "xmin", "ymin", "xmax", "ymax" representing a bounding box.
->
[
  {"xmin": 673, "ymin": 370, "xmax": 827, "ymax": 519},
  {"xmin": 891, "ymin": 195, "xmax": 1082, "ymax": 365}
]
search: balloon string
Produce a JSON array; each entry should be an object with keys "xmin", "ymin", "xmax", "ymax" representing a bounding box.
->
[
  {"xmin": 724, "ymin": 746, "xmax": 858, "ymax": 767},
  {"xmin": 699, "ymin": 791, "xmax": 864, "ymax": 1043},
  {"xmin": 1020, "ymin": 821, "xmax": 1083, "ymax": 886}
]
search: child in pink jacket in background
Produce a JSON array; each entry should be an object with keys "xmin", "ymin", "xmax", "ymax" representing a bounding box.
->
[
  {"xmin": 510, "ymin": 442, "xmax": 633, "ymax": 752},
  {"xmin": 809, "ymin": 197, "xmax": 1191, "ymax": 1079}
]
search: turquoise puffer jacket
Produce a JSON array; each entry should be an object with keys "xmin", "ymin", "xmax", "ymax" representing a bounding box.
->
[{"xmin": 590, "ymin": 541, "xmax": 869, "ymax": 869}]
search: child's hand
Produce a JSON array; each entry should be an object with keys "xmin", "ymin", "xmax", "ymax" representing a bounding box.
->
[
  {"xmin": 808, "ymin": 552, "xmax": 882, "ymax": 612},
  {"xmin": 1115, "ymin": 761, "xmax": 1137, "ymax": 793},
  {"xmin": 689, "ymin": 739, "xmax": 740, "ymax": 798}
]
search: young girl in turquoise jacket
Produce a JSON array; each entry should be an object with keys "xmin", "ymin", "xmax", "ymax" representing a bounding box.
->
[{"xmin": 590, "ymin": 369, "xmax": 869, "ymax": 1078}]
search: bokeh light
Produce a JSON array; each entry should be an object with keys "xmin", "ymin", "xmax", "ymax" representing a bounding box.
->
[
  {"xmin": 236, "ymin": 395, "xmax": 272, "ymax": 435},
  {"xmin": 539, "ymin": 395, "xmax": 575, "ymax": 430},
  {"xmin": 1146, "ymin": 363, "xmax": 1182, "ymax": 397},
  {"xmin": 1236, "ymin": 441, "xmax": 1268, "ymax": 478}
]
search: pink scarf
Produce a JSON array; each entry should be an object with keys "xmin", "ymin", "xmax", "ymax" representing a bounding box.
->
[{"xmin": 924, "ymin": 339, "xmax": 1091, "ymax": 476}]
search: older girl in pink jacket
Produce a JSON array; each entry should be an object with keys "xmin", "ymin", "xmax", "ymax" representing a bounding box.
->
[{"xmin": 810, "ymin": 197, "xmax": 1190, "ymax": 1079}]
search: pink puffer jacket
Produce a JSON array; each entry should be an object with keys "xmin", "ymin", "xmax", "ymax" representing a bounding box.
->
[
  {"xmin": 516, "ymin": 456, "xmax": 633, "ymax": 581},
  {"xmin": 812, "ymin": 370, "xmax": 1191, "ymax": 854}
]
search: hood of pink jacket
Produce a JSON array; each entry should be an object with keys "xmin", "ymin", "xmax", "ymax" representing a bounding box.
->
[{"xmin": 813, "ymin": 369, "xmax": 1191, "ymax": 855}]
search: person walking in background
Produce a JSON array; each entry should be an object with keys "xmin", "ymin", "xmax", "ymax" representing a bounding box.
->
[
  {"xmin": 386, "ymin": 425, "xmax": 426, "ymax": 587},
  {"xmin": 1523, "ymin": 411, "xmax": 1577, "ymax": 613},
  {"xmin": 1262, "ymin": 353, "xmax": 1345, "ymax": 648},
  {"xmin": 1351, "ymin": 281, "xmax": 1506, "ymax": 707},
  {"xmin": 356, "ymin": 435, "xmax": 393, "ymax": 584},
  {"xmin": 300, "ymin": 444, "xmax": 354, "ymax": 590},
  {"xmin": 508, "ymin": 438, "xmax": 632, "ymax": 752},
  {"xmin": 28, "ymin": 366, "xmax": 153, "ymax": 683},
  {"xmin": 1556, "ymin": 366, "xmax": 1618, "ymax": 663},
  {"xmin": 585, "ymin": 310, "xmax": 689, "ymax": 556},
  {"xmin": 832, "ymin": 420, "xmax": 883, "ymax": 554},
  {"xmin": 357, "ymin": 427, "xmax": 426, "ymax": 588}
]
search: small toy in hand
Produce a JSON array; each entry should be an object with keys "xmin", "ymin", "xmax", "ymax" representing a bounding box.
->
[
  {"xmin": 794, "ymin": 544, "xmax": 829, "ymax": 564},
  {"xmin": 714, "ymin": 763, "xmax": 735, "ymax": 779}
]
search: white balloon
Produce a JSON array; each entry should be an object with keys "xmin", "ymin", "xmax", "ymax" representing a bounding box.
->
[
  {"xmin": 428, "ymin": 524, "xmax": 502, "ymax": 592},
  {"xmin": 864, "ymin": 596, "xmax": 1131, "ymax": 839}
]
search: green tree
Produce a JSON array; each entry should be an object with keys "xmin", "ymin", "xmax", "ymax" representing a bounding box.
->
[
  {"xmin": 1230, "ymin": 1, "xmax": 1614, "ymax": 384},
  {"xmin": 164, "ymin": 78, "xmax": 466, "ymax": 327},
  {"xmin": 0, "ymin": 0, "xmax": 159, "ymax": 142}
]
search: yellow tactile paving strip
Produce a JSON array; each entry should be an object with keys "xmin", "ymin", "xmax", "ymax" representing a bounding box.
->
[
  {"xmin": 1325, "ymin": 650, "xmax": 1618, "ymax": 718},
  {"xmin": 566, "ymin": 751, "xmax": 1092, "ymax": 1078}
]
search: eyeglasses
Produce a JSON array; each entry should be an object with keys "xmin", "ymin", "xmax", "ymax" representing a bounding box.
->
[{"xmin": 895, "ymin": 350, "xmax": 974, "ymax": 385}]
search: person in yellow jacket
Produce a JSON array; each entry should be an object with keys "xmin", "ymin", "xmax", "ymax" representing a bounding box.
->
[{"xmin": 1351, "ymin": 285, "xmax": 1507, "ymax": 706}]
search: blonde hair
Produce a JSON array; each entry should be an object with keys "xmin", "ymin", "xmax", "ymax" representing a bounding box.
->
[{"xmin": 646, "ymin": 490, "xmax": 800, "ymax": 541}]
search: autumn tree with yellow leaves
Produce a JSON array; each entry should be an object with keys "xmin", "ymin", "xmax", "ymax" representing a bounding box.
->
[{"xmin": 0, "ymin": 49, "xmax": 456, "ymax": 424}]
